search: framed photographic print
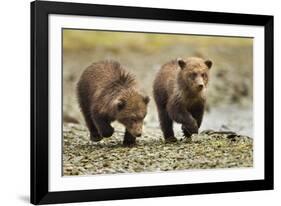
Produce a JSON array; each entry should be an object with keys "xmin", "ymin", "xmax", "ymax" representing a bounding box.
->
[{"xmin": 31, "ymin": 0, "xmax": 274, "ymax": 204}]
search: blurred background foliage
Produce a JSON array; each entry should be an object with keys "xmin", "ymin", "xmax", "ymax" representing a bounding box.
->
[{"xmin": 63, "ymin": 30, "xmax": 252, "ymax": 53}]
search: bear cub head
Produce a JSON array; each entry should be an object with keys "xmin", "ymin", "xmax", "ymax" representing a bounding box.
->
[
  {"xmin": 113, "ymin": 93, "xmax": 150, "ymax": 137},
  {"xmin": 177, "ymin": 57, "xmax": 212, "ymax": 96}
]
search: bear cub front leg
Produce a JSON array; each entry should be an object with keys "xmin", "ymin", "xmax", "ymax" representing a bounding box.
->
[
  {"xmin": 92, "ymin": 114, "xmax": 114, "ymax": 138},
  {"xmin": 181, "ymin": 115, "xmax": 198, "ymax": 138},
  {"xmin": 123, "ymin": 129, "xmax": 136, "ymax": 146},
  {"xmin": 168, "ymin": 106, "xmax": 198, "ymax": 138},
  {"xmin": 183, "ymin": 105, "xmax": 205, "ymax": 138}
]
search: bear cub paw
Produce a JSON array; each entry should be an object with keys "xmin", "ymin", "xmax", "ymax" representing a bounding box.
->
[
  {"xmin": 100, "ymin": 126, "xmax": 114, "ymax": 138},
  {"xmin": 182, "ymin": 124, "xmax": 198, "ymax": 138}
]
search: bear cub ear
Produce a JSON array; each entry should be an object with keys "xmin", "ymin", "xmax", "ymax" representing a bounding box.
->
[
  {"xmin": 143, "ymin": 96, "xmax": 150, "ymax": 104},
  {"xmin": 205, "ymin": 60, "xmax": 212, "ymax": 69},
  {"xmin": 177, "ymin": 58, "xmax": 186, "ymax": 69},
  {"xmin": 115, "ymin": 99, "xmax": 126, "ymax": 111}
]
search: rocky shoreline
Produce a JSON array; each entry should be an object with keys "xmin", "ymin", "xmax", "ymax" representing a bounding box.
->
[{"xmin": 63, "ymin": 123, "xmax": 253, "ymax": 176}]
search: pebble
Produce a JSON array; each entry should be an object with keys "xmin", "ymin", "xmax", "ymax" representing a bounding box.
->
[
  {"xmin": 84, "ymin": 164, "xmax": 93, "ymax": 169},
  {"xmin": 65, "ymin": 167, "xmax": 73, "ymax": 171}
]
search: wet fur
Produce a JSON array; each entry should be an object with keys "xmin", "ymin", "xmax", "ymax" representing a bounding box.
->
[
  {"xmin": 77, "ymin": 60, "xmax": 148, "ymax": 146},
  {"xmin": 153, "ymin": 57, "xmax": 212, "ymax": 141}
]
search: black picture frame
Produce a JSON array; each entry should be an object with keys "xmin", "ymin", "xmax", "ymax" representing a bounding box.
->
[{"xmin": 31, "ymin": 0, "xmax": 274, "ymax": 204}]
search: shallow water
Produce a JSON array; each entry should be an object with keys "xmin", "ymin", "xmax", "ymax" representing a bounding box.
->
[
  {"xmin": 200, "ymin": 105, "xmax": 252, "ymax": 137},
  {"xmin": 149, "ymin": 105, "xmax": 253, "ymax": 138}
]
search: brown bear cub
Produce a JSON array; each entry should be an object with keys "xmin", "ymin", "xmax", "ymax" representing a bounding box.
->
[
  {"xmin": 153, "ymin": 57, "xmax": 212, "ymax": 143},
  {"xmin": 77, "ymin": 60, "xmax": 149, "ymax": 146}
]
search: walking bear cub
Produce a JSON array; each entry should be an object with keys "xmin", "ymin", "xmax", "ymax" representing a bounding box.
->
[
  {"xmin": 153, "ymin": 57, "xmax": 212, "ymax": 143},
  {"xmin": 77, "ymin": 60, "xmax": 149, "ymax": 146}
]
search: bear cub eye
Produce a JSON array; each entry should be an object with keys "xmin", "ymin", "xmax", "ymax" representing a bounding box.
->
[
  {"xmin": 190, "ymin": 72, "xmax": 197, "ymax": 79},
  {"xmin": 202, "ymin": 73, "xmax": 207, "ymax": 79}
]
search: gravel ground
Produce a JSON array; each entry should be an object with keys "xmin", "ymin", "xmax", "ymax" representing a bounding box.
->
[{"xmin": 63, "ymin": 123, "xmax": 253, "ymax": 176}]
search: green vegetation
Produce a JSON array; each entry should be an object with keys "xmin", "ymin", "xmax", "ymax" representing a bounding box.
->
[{"xmin": 63, "ymin": 29, "xmax": 253, "ymax": 53}]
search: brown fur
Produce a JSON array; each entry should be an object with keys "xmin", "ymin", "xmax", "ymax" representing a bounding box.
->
[
  {"xmin": 153, "ymin": 57, "xmax": 212, "ymax": 142},
  {"xmin": 77, "ymin": 60, "xmax": 149, "ymax": 146}
]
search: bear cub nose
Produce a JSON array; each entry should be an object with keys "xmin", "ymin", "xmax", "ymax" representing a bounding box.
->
[
  {"xmin": 135, "ymin": 133, "xmax": 142, "ymax": 137},
  {"xmin": 198, "ymin": 84, "xmax": 204, "ymax": 90}
]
